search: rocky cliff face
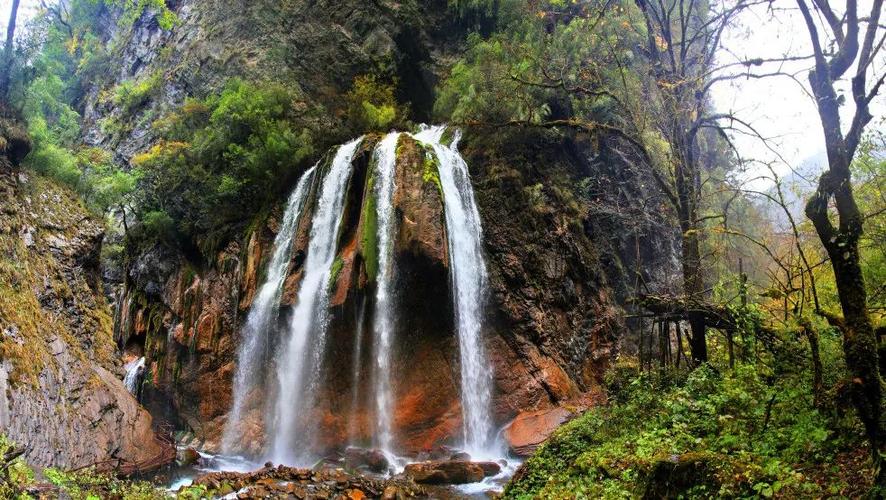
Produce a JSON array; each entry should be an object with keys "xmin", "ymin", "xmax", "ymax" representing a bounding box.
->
[
  {"xmin": 0, "ymin": 125, "xmax": 171, "ymax": 468},
  {"xmin": 83, "ymin": 0, "xmax": 455, "ymax": 162},
  {"xmin": 114, "ymin": 128, "xmax": 678, "ymax": 456},
  {"xmin": 96, "ymin": 0, "xmax": 679, "ymax": 456}
]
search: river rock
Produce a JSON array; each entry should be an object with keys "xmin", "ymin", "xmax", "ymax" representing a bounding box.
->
[
  {"xmin": 192, "ymin": 463, "xmax": 425, "ymax": 498},
  {"xmin": 404, "ymin": 460, "xmax": 501, "ymax": 484},
  {"xmin": 344, "ymin": 447, "xmax": 390, "ymax": 473},
  {"xmin": 177, "ymin": 447, "xmax": 201, "ymax": 467}
]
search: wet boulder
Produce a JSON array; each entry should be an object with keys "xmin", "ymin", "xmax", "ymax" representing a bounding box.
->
[
  {"xmin": 404, "ymin": 460, "xmax": 501, "ymax": 484},
  {"xmin": 344, "ymin": 447, "xmax": 390, "ymax": 473}
]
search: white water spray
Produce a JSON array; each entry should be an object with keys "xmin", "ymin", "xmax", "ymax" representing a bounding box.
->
[
  {"xmin": 370, "ymin": 132, "xmax": 401, "ymax": 456},
  {"xmin": 413, "ymin": 125, "xmax": 497, "ymax": 456},
  {"xmin": 348, "ymin": 297, "xmax": 368, "ymax": 444},
  {"xmin": 271, "ymin": 138, "xmax": 362, "ymax": 465},
  {"xmin": 123, "ymin": 357, "xmax": 145, "ymax": 395},
  {"xmin": 221, "ymin": 166, "xmax": 316, "ymax": 454}
]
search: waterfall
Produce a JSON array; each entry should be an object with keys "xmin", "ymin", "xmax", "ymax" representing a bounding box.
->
[
  {"xmin": 413, "ymin": 126, "xmax": 496, "ymax": 456},
  {"xmin": 270, "ymin": 137, "xmax": 362, "ymax": 465},
  {"xmin": 123, "ymin": 357, "xmax": 145, "ymax": 395},
  {"xmin": 370, "ymin": 132, "xmax": 400, "ymax": 455},
  {"xmin": 348, "ymin": 296, "xmax": 368, "ymax": 444},
  {"xmin": 221, "ymin": 165, "xmax": 317, "ymax": 454}
]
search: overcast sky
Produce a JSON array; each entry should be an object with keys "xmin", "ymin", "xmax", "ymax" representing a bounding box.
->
[
  {"xmin": 711, "ymin": 1, "xmax": 884, "ymax": 188},
  {"xmin": 2, "ymin": 0, "xmax": 883, "ymax": 187}
]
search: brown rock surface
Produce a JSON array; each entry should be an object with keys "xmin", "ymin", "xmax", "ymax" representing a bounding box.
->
[
  {"xmin": 504, "ymin": 407, "xmax": 574, "ymax": 457},
  {"xmin": 404, "ymin": 460, "xmax": 500, "ymax": 484},
  {"xmin": 0, "ymin": 167, "xmax": 171, "ymax": 469}
]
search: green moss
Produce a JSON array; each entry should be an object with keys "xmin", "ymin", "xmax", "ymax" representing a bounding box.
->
[
  {"xmin": 440, "ymin": 126, "xmax": 456, "ymax": 147},
  {"xmin": 422, "ymin": 149, "xmax": 444, "ymax": 197},
  {"xmin": 361, "ymin": 172, "xmax": 379, "ymax": 281},
  {"xmin": 329, "ymin": 256, "xmax": 345, "ymax": 287}
]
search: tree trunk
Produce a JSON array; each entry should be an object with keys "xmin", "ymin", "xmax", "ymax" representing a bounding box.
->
[
  {"xmin": 804, "ymin": 66, "xmax": 885, "ymax": 487},
  {"xmin": 0, "ymin": 0, "xmax": 21, "ymax": 99},
  {"xmin": 801, "ymin": 319, "xmax": 824, "ymax": 409},
  {"xmin": 681, "ymin": 228, "xmax": 707, "ymax": 365}
]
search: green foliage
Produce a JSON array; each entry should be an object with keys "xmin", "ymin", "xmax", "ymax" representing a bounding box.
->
[
  {"xmin": 346, "ymin": 75, "xmax": 401, "ymax": 132},
  {"xmin": 140, "ymin": 210, "xmax": 176, "ymax": 241},
  {"xmin": 131, "ymin": 79, "xmax": 316, "ymax": 255},
  {"xmin": 111, "ymin": 71, "xmax": 163, "ymax": 113},
  {"xmin": 435, "ymin": 2, "xmax": 643, "ymax": 128},
  {"xmin": 851, "ymin": 128, "xmax": 885, "ymax": 318},
  {"xmin": 0, "ymin": 436, "xmax": 33, "ymax": 498},
  {"xmin": 106, "ymin": 0, "xmax": 178, "ymax": 30},
  {"xmin": 43, "ymin": 467, "xmax": 163, "ymax": 499},
  {"xmin": 11, "ymin": 0, "xmax": 137, "ymax": 218},
  {"xmin": 505, "ymin": 350, "xmax": 862, "ymax": 499}
]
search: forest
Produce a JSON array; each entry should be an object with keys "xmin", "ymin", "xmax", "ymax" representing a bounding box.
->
[{"xmin": 0, "ymin": 0, "xmax": 883, "ymax": 498}]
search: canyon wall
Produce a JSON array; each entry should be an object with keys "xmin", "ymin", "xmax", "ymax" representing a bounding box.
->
[{"xmin": 0, "ymin": 119, "xmax": 171, "ymax": 468}]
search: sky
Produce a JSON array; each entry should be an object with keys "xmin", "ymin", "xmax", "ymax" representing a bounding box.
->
[
  {"xmin": 711, "ymin": 2, "xmax": 884, "ymax": 187},
  {"xmin": 2, "ymin": 0, "xmax": 883, "ymax": 188},
  {"xmin": 1, "ymin": 0, "xmax": 39, "ymax": 34}
]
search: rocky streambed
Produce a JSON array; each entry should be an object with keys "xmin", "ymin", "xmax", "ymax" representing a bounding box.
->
[{"xmin": 158, "ymin": 446, "xmax": 515, "ymax": 499}]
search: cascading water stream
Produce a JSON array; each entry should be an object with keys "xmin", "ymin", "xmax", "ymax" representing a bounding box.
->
[
  {"xmin": 413, "ymin": 125, "xmax": 497, "ymax": 457},
  {"xmin": 271, "ymin": 138, "xmax": 362, "ymax": 465},
  {"xmin": 370, "ymin": 132, "xmax": 401, "ymax": 457},
  {"xmin": 221, "ymin": 166, "xmax": 317, "ymax": 454},
  {"xmin": 123, "ymin": 357, "xmax": 145, "ymax": 395},
  {"xmin": 348, "ymin": 297, "xmax": 368, "ymax": 444}
]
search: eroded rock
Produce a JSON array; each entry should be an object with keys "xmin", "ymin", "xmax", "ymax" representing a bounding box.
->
[{"xmin": 403, "ymin": 460, "xmax": 501, "ymax": 485}]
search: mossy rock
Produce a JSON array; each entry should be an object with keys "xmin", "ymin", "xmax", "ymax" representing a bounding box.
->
[
  {"xmin": 360, "ymin": 170, "xmax": 379, "ymax": 281},
  {"xmin": 641, "ymin": 452, "xmax": 718, "ymax": 499}
]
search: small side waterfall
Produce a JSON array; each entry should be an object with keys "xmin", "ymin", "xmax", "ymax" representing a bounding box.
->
[
  {"xmin": 221, "ymin": 166, "xmax": 317, "ymax": 454},
  {"xmin": 370, "ymin": 132, "xmax": 401, "ymax": 456},
  {"xmin": 123, "ymin": 357, "xmax": 145, "ymax": 395},
  {"xmin": 271, "ymin": 138, "xmax": 362, "ymax": 465},
  {"xmin": 414, "ymin": 126, "xmax": 497, "ymax": 456}
]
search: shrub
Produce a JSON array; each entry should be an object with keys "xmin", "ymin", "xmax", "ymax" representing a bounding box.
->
[
  {"xmin": 504, "ymin": 355, "xmax": 862, "ymax": 499},
  {"xmin": 112, "ymin": 71, "xmax": 163, "ymax": 113},
  {"xmin": 0, "ymin": 436, "xmax": 33, "ymax": 498},
  {"xmin": 131, "ymin": 79, "xmax": 317, "ymax": 256},
  {"xmin": 345, "ymin": 75, "xmax": 401, "ymax": 132}
]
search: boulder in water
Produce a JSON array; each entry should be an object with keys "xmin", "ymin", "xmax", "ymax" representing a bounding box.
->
[
  {"xmin": 344, "ymin": 447, "xmax": 390, "ymax": 473},
  {"xmin": 176, "ymin": 447, "xmax": 200, "ymax": 467},
  {"xmin": 404, "ymin": 460, "xmax": 501, "ymax": 484}
]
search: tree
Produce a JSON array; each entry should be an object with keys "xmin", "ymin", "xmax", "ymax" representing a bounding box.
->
[
  {"xmin": 794, "ymin": 0, "xmax": 886, "ymax": 487},
  {"xmin": 436, "ymin": 0, "xmax": 780, "ymax": 366},
  {"xmin": 630, "ymin": 0, "xmax": 762, "ymax": 365},
  {"xmin": 0, "ymin": 0, "xmax": 21, "ymax": 99}
]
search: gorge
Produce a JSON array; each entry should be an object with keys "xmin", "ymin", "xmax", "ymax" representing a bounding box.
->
[{"xmin": 2, "ymin": 0, "xmax": 881, "ymax": 498}]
